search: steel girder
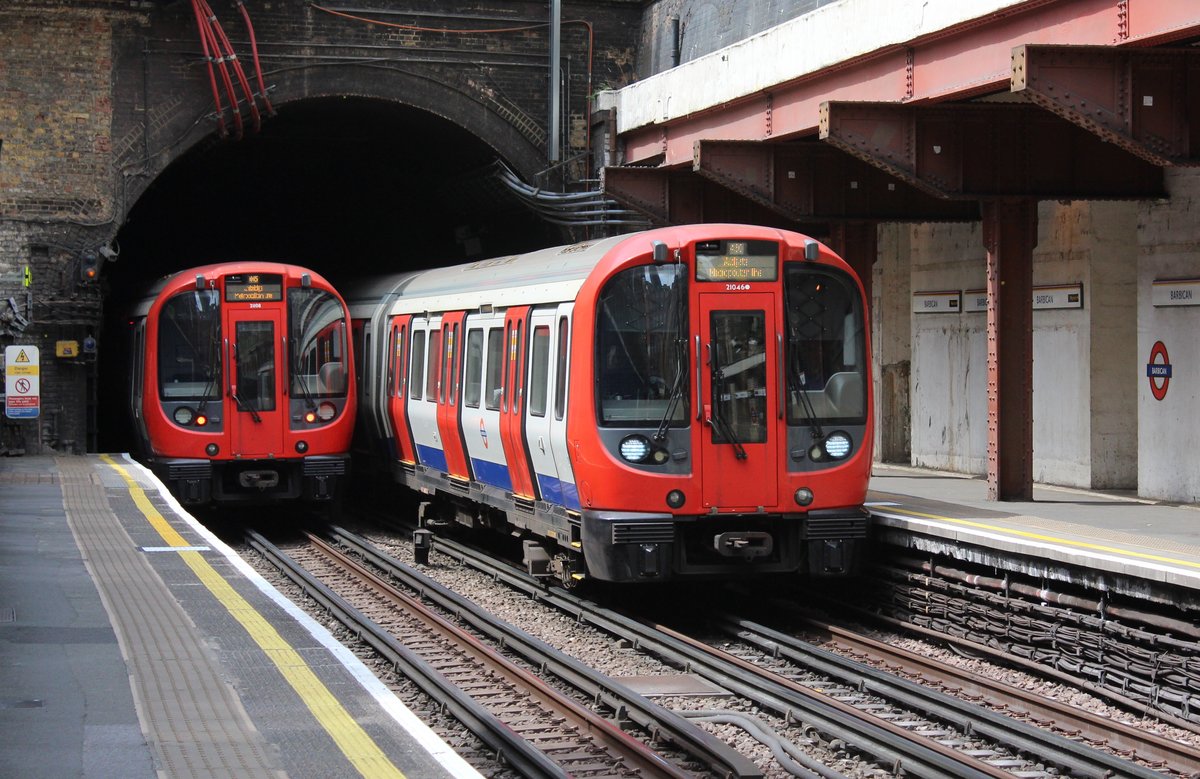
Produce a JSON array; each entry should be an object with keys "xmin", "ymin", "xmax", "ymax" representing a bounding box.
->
[
  {"xmin": 819, "ymin": 100, "xmax": 1165, "ymax": 200},
  {"xmin": 1013, "ymin": 44, "xmax": 1200, "ymax": 167}
]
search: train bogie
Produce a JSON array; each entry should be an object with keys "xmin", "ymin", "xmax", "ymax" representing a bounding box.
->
[
  {"xmin": 351, "ymin": 225, "xmax": 871, "ymax": 583},
  {"xmin": 129, "ymin": 263, "xmax": 355, "ymax": 507}
]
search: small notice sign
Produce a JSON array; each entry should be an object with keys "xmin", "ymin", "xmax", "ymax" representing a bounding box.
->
[
  {"xmin": 912, "ymin": 290, "xmax": 960, "ymax": 313},
  {"xmin": 5, "ymin": 345, "xmax": 40, "ymax": 419},
  {"xmin": 1033, "ymin": 283, "xmax": 1084, "ymax": 310},
  {"xmin": 1152, "ymin": 278, "xmax": 1200, "ymax": 307}
]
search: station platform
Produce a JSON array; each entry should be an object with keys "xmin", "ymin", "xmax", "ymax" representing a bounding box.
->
[
  {"xmin": 0, "ymin": 453, "xmax": 480, "ymax": 779},
  {"xmin": 868, "ymin": 464, "xmax": 1200, "ymax": 594}
]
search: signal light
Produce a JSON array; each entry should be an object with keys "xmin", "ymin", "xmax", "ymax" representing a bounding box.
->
[
  {"xmin": 304, "ymin": 410, "xmax": 317, "ymax": 424},
  {"xmin": 195, "ymin": 414, "xmax": 208, "ymax": 427},
  {"xmin": 80, "ymin": 251, "xmax": 100, "ymax": 284}
]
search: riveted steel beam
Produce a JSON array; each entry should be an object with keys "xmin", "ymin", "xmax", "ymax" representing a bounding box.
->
[
  {"xmin": 819, "ymin": 101, "xmax": 1165, "ymax": 200},
  {"xmin": 601, "ymin": 165, "xmax": 818, "ymax": 230},
  {"xmin": 694, "ymin": 140, "xmax": 978, "ymax": 222},
  {"xmin": 1013, "ymin": 44, "xmax": 1200, "ymax": 167}
]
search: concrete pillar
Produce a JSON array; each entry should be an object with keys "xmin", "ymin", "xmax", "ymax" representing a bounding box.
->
[{"xmin": 875, "ymin": 223, "xmax": 912, "ymax": 464}]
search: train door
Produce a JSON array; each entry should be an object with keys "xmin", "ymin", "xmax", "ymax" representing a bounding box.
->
[
  {"xmin": 227, "ymin": 308, "xmax": 284, "ymax": 457},
  {"xmin": 435, "ymin": 312, "xmax": 471, "ymax": 481},
  {"xmin": 499, "ymin": 306, "xmax": 537, "ymax": 499},
  {"xmin": 548, "ymin": 305, "xmax": 579, "ymax": 510},
  {"xmin": 460, "ymin": 314, "xmax": 509, "ymax": 490},
  {"xmin": 698, "ymin": 293, "xmax": 778, "ymax": 509},
  {"xmin": 524, "ymin": 310, "xmax": 559, "ymax": 502},
  {"xmin": 386, "ymin": 314, "xmax": 417, "ymax": 464},
  {"xmin": 407, "ymin": 316, "xmax": 445, "ymax": 471}
]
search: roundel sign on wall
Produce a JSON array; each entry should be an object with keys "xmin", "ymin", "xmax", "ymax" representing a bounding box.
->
[{"xmin": 1146, "ymin": 341, "xmax": 1171, "ymax": 401}]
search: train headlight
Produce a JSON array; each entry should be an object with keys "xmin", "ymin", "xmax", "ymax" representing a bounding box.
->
[
  {"xmin": 822, "ymin": 431, "xmax": 852, "ymax": 460},
  {"xmin": 317, "ymin": 401, "xmax": 337, "ymax": 422},
  {"xmin": 296, "ymin": 440, "xmax": 309, "ymax": 453},
  {"xmin": 794, "ymin": 487, "xmax": 814, "ymax": 506},
  {"xmin": 619, "ymin": 435, "xmax": 651, "ymax": 463},
  {"xmin": 173, "ymin": 407, "xmax": 195, "ymax": 426},
  {"xmin": 666, "ymin": 490, "xmax": 686, "ymax": 509},
  {"xmin": 205, "ymin": 443, "xmax": 219, "ymax": 457}
]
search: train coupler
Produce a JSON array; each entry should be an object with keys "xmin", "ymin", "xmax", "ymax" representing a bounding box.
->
[{"xmin": 713, "ymin": 530, "xmax": 774, "ymax": 560}]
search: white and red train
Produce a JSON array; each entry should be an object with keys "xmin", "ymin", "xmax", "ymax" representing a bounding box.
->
[
  {"xmin": 127, "ymin": 262, "xmax": 355, "ymax": 505},
  {"xmin": 349, "ymin": 224, "xmax": 872, "ymax": 584}
]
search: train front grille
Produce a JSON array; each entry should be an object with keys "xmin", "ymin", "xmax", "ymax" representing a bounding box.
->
[{"xmin": 611, "ymin": 522, "xmax": 675, "ymax": 545}]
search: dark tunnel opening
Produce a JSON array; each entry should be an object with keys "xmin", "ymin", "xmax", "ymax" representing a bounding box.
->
[{"xmin": 98, "ymin": 96, "xmax": 569, "ymax": 452}]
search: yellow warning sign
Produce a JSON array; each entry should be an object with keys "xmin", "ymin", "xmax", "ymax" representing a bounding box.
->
[{"xmin": 15, "ymin": 349, "xmax": 30, "ymax": 362}]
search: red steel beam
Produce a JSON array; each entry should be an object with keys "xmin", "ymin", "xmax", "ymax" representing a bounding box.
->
[
  {"xmin": 621, "ymin": 0, "xmax": 1200, "ymax": 166},
  {"xmin": 819, "ymin": 101, "xmax": 1165, "ymax": 200},
  {"xmin": 1013, "ymin": 44, "xmax": 1200, "ymax": 166},
  {"xmin": 693, "ymin": 140, "xmax": 978, "ymax": 222},
  {"xmin": 601, "ymin": 166, "xmax": 804, "ymax": 229}
]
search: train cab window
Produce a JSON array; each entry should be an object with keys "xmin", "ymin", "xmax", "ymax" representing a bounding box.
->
[
  {"xmin": 426, "ymin": 328, "xmax": 442, "ymax": 402},
  {"xmin": 235, "ymin": 321, "xmax": 276, "ymax": 412},
  {"xmin": 485, "ymin": 327, "xmax": 503, "ymax": 411},
  {"xmin": 410, "ymin": 330, "xmax": 426, "ymax": 400},
  {"xmin": 783, "ymin": 266, "xmax": 867, "ymax": 424},
  {"xmin": 554, "ymin": 317, "xmax": 569, "ymax": 421},
  {"xmin": 529, "ymin": 324, "xmax": 550, "ymax": 417},
  {"xmin": 288, "ymin": 288, "xmax": 347, "ymax": 398},
  {"xmin": 464, "ymin": 328, "xmax": 483, "ymax": 408},
  {"xmin": 158, "ymin": 289, "xmax": 222, "ymax": 400},
  {"xmin": 595, "ymin": 264, "xmax": 688, "ymax": 426}
]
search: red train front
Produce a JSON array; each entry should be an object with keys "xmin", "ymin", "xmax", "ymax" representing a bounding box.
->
[{"xmin": 128, "ymin": 262, "xmax": 354, "ymax": 506}]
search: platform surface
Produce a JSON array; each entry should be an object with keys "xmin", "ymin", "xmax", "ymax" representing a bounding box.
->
[
  {"xmin": 0, "ymin": 454, "xmax": 480, "ymax": 779},
  {"xmin": 868, "ymin": 464, "xmax": 1200, "ymax": 590}
]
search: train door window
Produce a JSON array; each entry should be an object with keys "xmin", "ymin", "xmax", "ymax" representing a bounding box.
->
[
  {"xmin": 554, "ymin": 316, "xmax": 569, "ymax": 421},
  {"xmin": 485, "ymin": 327, "xmax": 503, "ymax": 411},
  {"xmin": 235, "ymin": 320, "xmax": 276, "ymax": 412},
  {"xmin": 464, "ymin": 328, "xmax": 483, "ymax": 408},
  {"xmin": 410, "ymin": 330, "xmax": 425, "ymax": 401},
  {"xmin": 440, "ymin": 323, "xmax": 457, "ymax": 405},
  {"xmin": 385, "ymin": 326, "xmax": 396, "ymax": 397},
  {"xmin": 709, "ymin": 310, "xmax": 766, "ymax": 444},
  {"xmin": 394, "ymin": 324, "xmax": 407, "ymax": 398},
  {"xmin": 529, "ymin": 324, "xmax": 550, "ymax": 417},
  {"xmin": 426, "ymin": 328, "xmax": 441, "ymax": 402}
]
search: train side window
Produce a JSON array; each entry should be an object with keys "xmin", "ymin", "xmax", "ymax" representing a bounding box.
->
[
  {"xmin": 410, "ymin": 330, "xmax": 425, "ymax": 401},
  {"xmin": 554, "ymin": 316, "xmax": 569, "ymax": 421},
  {"xmin": 385, "ymin": 325, "xmax": 397, "ymax": 398},
  {"xmin": 426, "ymin": 328, "xmax": 441, "ymax": 402},
  {"xmin": 485, "ymin": 327, "xmax": 503, "ymax": 411},
  {"xmin": 529, "ymin": 324, "xmax": 550, "ymax": 417},
  {"xmin": 464, "ymin": 328, "xmax": 483, "ymax": 408}
]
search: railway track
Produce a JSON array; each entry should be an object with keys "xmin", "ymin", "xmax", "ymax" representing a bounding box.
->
[
  {"xmin": 417, "ymin": 525, "xmax": 1191, "ymax": 778},
  {"xmin": 247, "ymin": 527, "xmax": 757, "ymax": 778}
]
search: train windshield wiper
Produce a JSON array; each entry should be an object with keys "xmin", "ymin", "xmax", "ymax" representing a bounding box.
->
[
  {"xmin": 709, "ymin": 342, "xmax": 747, "ymax": 459},
  {"xmin": 787, "ymin": 337, "xmax": 824, "ymax": 442},
  {"xmin": 231, "ymin": 390, "xmax": 262, "ymax": 423},
  {"xmin": 654, "ymin": 267, "xmax": 688, "ymax": 442}
]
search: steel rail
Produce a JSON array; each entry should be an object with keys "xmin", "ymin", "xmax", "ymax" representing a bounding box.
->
[
  {"xmin": 246, "ymin": 530, "xmax": 566, "ymax": 779},
  {"xmin": 303, "ymin": 532, "xmax": 690, "ymax": 779},
  {"xmin": 417, "ymin": 528, "xmax": 1011, "ymax": 779},
  {"xmin": 718, "ymin": 614, "xmax": 1177, "ymax": 779},
  {"xmin": 326, "ymin": 525, "xmax": 764, "ymax": 779}
]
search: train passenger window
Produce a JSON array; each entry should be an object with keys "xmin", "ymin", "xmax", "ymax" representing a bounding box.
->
[
  {"xmin": 410, "ymin": 330, "xmax": 425, "ymax": 401},
  {"xmin": 158, "ymin": 289, "xmax": 222, "ymax": 400},
  {"xmin": 464, "ymin": 328, "xmax": 483, "ymax": 408},
  {"xmin": 426, "ymin": 328, "xmax": 441, "ymax": 402},
  {"xmin": 529, "ymin": 324, "xmax": 550, "ymax": 417},
  {"xmin": 485, "ymin": 328, "xmax": 503, "ymax": 411},
  {"xmin": 554, "ymin": 316, "xmax": 569, "ymax": 421}
]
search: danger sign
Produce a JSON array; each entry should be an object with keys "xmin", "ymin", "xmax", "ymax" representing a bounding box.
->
[{"xmin": 5, "ymin": 345, "xmax": 40, "ymax": 419}]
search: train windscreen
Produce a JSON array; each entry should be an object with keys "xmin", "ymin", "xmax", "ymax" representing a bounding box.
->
[
  {"xmin": 595, "ymin": 263, "xmax": 689, "ymax": 426},
  {"xmin": 288, "ymin": 288, "xmax": 348, "ymax": 398},
  {"xmin": 783, "ymin": 265, "xmax": 866, "ymax": 424},
  {"xmin": 158, "ymin": 289, "xmax": 222, "ymax": 400}
]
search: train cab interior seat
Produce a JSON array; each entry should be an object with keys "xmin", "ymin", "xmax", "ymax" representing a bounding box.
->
[
  {"xmin": 318, "ymin": 361, "xmax": 346, "ymax": 394},
  {"xmin": 824, "ymin": 371, "xmax": 863, "ymax": 416}
]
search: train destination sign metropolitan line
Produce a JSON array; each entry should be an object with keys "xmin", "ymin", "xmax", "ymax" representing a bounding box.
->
[{"xmin": 5, "ymin": 345, "xmax": 40, "ymax": 419}]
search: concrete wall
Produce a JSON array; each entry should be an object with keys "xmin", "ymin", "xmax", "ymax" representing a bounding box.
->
[
  {"xmin": 1138, "ymin": 169, "xmax": 1200, "ymax": 503},
  {"xmin": 901, "ymin": 200, "xmax": 1141, "ymax": 491}
]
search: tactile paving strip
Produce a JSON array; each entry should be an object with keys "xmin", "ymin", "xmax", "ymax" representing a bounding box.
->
[{"xmin": 56, "ymin": 457, "xmax": 284, "ymax": 778}]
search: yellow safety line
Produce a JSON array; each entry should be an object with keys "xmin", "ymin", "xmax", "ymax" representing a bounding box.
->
[
  {"xmin": 100, "ymin": 455, "xmax": 406, "ymax": 779},
  {"xmin": 880, "ymin": 504, "xmax": 1200, "ymax": 571}
]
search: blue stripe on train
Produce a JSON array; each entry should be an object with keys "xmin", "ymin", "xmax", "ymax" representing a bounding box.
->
[
  {"xmin": 415, "ymin": 444, "xmax": 448, "ymax": 473},
  {"xmin": 537, "ymin": 473, "xmax": 581, "ymax": 512},
  {"xmin": 471, "ymin": 457, "xmax": 513, "ymax": 492}
]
